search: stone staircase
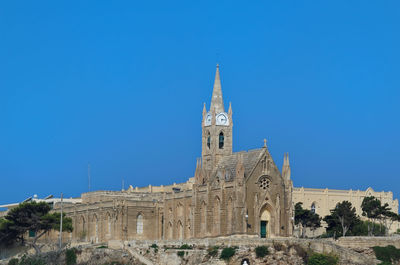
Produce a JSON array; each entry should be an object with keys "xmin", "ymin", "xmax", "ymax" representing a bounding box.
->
[{"xmin": 126, "ymin": 246, "xmax": 155, "ymax": 265}]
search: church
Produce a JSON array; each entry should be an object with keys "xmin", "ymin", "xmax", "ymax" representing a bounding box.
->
[{"xmin": 48, "ymin": 65, "xmax": 398, "ymax": 243}]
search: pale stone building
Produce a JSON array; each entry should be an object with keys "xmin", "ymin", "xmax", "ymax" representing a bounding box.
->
[
  {"xmin": 1, "ymin": 65, "xmax": 398, "ymax": 242},
  {"xmin": 58, "ymin": 65, "xmax": 294, "ymax": 242}
]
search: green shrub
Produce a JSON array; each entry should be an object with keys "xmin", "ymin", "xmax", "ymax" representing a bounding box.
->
[
  {"xmin": 373, "ymin": 245, "xmax": 400, "ymax": 264},
  {"xmin": 207, "ymin": 246, "xmax": 219, "ymax": 257},
  {"xmin": 255, "ymin": 246, "xmax": 269, "ymax": 258},
  {"xmin": 177, "ymin": 251, "xmax": 185, "ymax": 258},
  {"xmin": 97, "ymin": 245, "xmax": 108, "ymax": 249},
  {"xmin": 150, "ymin": 243, "xmax": 158, "ymax": 253},
  {"xmin": 179, "ymin": 244, "xmax": 193, "ymax": 249},
  {"xmin": 308, "ymin": 253, "xmax": 338, "ymax": 265},
  {"xmin": 8, "ymin": 258, "xmax": 19, "ymax": 265},
  {"xmin": 351, "ymin": 221, "xmax": 386, "ymax": 236},
  {"xmin": 220, "ymin": 247, "xmax": 235, "ymax": 261},
  {"xmin": 66, "ymin": 248, "xmax": 77, "ymax": 265}
]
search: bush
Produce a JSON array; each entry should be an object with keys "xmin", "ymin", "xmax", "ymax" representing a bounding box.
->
[
  {"xmin": 255, "ymin": 246, "xmax": 269, "ymax": 258},
  {"xmin": 150, "ymin": 243, "xmax": 158, "ymax": 253},
  {"xmin": 220, "ymin": 247, "xmax": 235, "ymax": 261},
  {"xmin": 8, "ymin": 258, "xmax": 19, "ymax": 265},
  {"xmin": 308, "ymin": 253, "xmax": 338, "ymax": 265},
  {"xmin": 97, "ymin": 245, "xmax": 108, "ymax": 249},
  {"xmin": 351, "ymin": 221, "xmax": 386, "ymax": 236},
  {"xmin": 179, "ymin": 244, "xmax": 193, "ymax": 249},
  {"xmin": 66, "ymin": 248, "xmax": 77, "ymax": 265},
  {"xmin": 177, "ymin": 251, "xmax": 185, "ymax": 258},
  {"xmin": 207, "ymin": 246, "xmax": 219, "ymax": 257},
  {"xmin": 373, "ymin": 245, "xmax": 400, "ymax": 264}
]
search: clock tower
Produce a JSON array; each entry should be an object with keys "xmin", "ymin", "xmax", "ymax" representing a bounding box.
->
[{"xmin": 201, "ymin": 64, "xmax": 233, "ymax": 171}]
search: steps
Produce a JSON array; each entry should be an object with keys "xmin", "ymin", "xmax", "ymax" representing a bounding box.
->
[{"xmin": 126, "ymin": 246, "xmax": 155, "ymax": 265}]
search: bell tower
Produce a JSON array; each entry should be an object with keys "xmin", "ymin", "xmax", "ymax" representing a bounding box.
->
[{"xmin": 201, "ymin": 64, "xmax": 233, "ymax": 171}]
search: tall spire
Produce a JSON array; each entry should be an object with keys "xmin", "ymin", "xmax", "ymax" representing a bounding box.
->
[{"xmin": 210, "ymin": 64, "xmax": 224, "ymax": 113}]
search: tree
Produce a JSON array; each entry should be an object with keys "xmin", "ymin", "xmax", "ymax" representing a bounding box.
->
[
  {"xmin": 361, "ymin": 196, "xmax": 393, "ymax": 236},
  {"xmin": 0, "ymin": 201, "xmax": 73, "ymax": 254},
  {"xmin": 323, "ymin": 201, "xmax": 359, "ymax": 237},
  {"xmin": 382, "ymin": 210, "xmax": 400, "ymax": 236},
  {"xmin": 294, "ymin": 202, "xmax": 321, "ymax": 237}
]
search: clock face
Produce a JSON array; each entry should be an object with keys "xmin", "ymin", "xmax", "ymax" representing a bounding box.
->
[
  {"xmin": 216, "ymin": 112, "xmax": 229, "ymax": 126},
  {"xmin": 204, "ymin": 113, "xmax": 212, "ymax": 126}
]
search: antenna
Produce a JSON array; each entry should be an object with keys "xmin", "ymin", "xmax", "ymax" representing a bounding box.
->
[{"xmin": 88, "ymin": 163, "xmax": 91, "ymax": 192}]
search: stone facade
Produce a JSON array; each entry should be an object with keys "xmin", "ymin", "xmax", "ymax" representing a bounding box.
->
[
  {"xmin": 59, "ymin": 65, "xmax": 293, "ymax": 242},
  {"xmin": 46, "ymin": 65, "xmax": 398, "ymax": 243},
  {"xmin": 293, "ymin": 186, "xmax": 400, "ymax": 235}
]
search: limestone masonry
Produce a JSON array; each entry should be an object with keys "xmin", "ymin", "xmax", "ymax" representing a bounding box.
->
[{"xmin": 2, "ymin": 65, "xmax": 398, "ymax": 243}]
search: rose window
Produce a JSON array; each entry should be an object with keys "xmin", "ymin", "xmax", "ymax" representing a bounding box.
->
[{"xmin": 259, "ymin": 176, "xmax": 270, "ymax": 190}]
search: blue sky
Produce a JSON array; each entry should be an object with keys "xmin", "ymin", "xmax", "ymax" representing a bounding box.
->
[{"xmin": 0, "ymin": 1, "xmax": 399, "ymax": 207}]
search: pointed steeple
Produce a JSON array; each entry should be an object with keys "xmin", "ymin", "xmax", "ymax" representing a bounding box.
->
[{"xmin": 210, "ymin": 64, "xmax": 224, "ymax": 113}]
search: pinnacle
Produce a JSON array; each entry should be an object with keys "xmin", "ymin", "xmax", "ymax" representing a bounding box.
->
[{"xmin": 210, "ymin": 64, "xmax": 224, "ymax": 113}]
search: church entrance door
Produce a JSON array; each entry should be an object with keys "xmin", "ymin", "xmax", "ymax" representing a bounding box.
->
[
  {"xmin": 259, "ymin": 205, "xmax": 271, "ymax": 238},
  {"xmin": 260, "ymin": 221, "xmax": 267, "ymax": 238}
]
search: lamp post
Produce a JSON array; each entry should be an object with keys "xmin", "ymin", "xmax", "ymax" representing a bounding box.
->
[
  {"xmin": 59, "ymin": 193, "xmax": 63, "ymax": 249},
  {"xmin": 245, "ymin": 210, "xmax": 251, "ymax": 233}
]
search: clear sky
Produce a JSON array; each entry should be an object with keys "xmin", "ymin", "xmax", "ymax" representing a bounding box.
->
[{"xmin": 1, "ymin": 1, "xmax": 399, "ymax": 207}]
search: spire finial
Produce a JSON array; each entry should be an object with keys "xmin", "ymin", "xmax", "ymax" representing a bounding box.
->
[
  {"xmin": 210, "ymin": 64, "xmax": 224, "ymax": 113},
  {"xmin": 263, "ymin": 139, "xmax": 267, "ymax": 148}
]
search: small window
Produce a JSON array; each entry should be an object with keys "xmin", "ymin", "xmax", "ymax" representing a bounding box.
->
[
  {"xmin": 219, "ymin": 132, "xmax": 224, "ymax": 149},
  {"xmin": 311, "ymin": 203, "xmax": 316, "ymax": 214},
  {"xmin": 207, "ymin": 131, "xmax": 211, "ymax": 149},
  {"xmin": 137, "ymin": 214, "xmax": 143, "ymax": 234}
]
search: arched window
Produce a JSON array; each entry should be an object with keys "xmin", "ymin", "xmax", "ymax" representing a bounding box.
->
[
  {"xmin": 207, "ymin": 132, "xmax": 211, "ymax": 149},
  {"xmin": 107, "ymin": 213, "xmax": 111, "ymax": 235},
  {"xmin": 213, "ymin": 196, "xmax": 221, "ymax": 235},
  {"xmin": 311, "ymin": 203, "xmax": 316, "ymax": 214},
  {"xmin": 219, "ymin": 132, "xmax": 224, "ymax": 149},
  {"xmin": 137, "ymin": 214, "xmax": 143, "ymax": 234},
  {"xmin": 200, "ymin": 201, "xmax": 207, "ymax": 234}
]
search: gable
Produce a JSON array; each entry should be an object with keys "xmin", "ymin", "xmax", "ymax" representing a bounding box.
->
[{"xmin": 212, "ymin": 148, "xmax": 266, "ymax": 180}]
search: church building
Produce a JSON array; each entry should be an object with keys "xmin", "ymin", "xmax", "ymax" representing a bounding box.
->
[
  {"xmin": 59, "ymin": 65, "xmax": 294, "ymax": 242},
  {"xmin": 9, "ymin": 65, "xmax": 393, "ymax": 243}
]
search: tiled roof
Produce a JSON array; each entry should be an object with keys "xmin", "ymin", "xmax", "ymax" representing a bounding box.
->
[{"xmin": 213, "ymin": 148, "xmax": 266, "ymax": 180}]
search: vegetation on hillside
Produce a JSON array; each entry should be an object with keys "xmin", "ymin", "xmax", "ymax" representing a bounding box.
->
[
  {"xmin": 0, "ymin": 201, "xmax": 73, "ymax": 254},
  {"xmin": 321, "ymin": 196, "xmax": 399, "ymax": 238}
]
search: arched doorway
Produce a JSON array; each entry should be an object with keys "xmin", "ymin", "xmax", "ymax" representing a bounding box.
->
[{"xmin": 260, "ymin": 207, "xmax": 271, "ymax": 238}]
